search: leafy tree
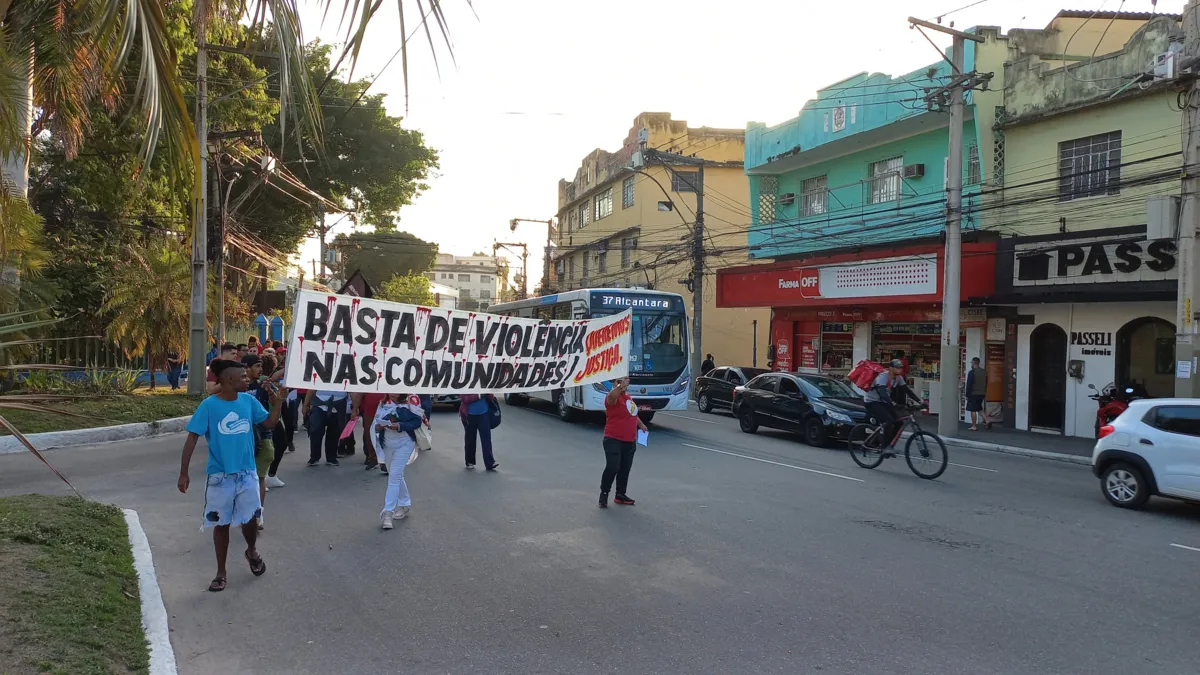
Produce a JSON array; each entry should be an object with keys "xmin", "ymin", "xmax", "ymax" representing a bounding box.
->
[
  {"xmin": 332, "ymin": 230, "xmax": 437, "ymax": 289},
  {"xmin": 377, "ymin": 274, "xmax": 434, "ymax": 307},
  {"xmin": 103, "ymin": 239, "xmax": 191, "ymax": 389}
]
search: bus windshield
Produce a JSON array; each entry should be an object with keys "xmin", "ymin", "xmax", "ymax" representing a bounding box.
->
[{"xmin": 629, "ymin": 312, "xmax": 688, "ymax": 377}]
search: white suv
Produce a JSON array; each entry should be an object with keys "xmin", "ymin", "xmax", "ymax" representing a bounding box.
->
[{"xmin": 1092, "ymin": 398, "xmax": 1200, "ymax": 509}]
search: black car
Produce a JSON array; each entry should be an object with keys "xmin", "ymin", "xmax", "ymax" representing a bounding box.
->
[
  {"xmin": 732, "ymin": 372, "xmax": 867, "ymax": 446},
  {"xmin": 696, "ymin": 366, "xmax": 769, "ymax": 414}
]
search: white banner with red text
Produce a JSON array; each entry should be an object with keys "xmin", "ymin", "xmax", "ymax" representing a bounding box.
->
[{"xmin": 283, "ymin": 291, "xmax": 631, "ymax": 394}]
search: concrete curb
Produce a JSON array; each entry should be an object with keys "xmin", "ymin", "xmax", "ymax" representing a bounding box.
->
[
  {"xmin": 0, "ymin": 416, "xmax": 191, "ymax": 455},
  {"xmin": 938, "ymin": 435, "xmax": 1093, "ymax": 466},
  {"xmin": 123, "ymin": 509, "xmax": 178, "ymax": 675}
]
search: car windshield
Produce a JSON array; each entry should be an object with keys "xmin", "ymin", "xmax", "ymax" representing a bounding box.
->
[{"xmin": 798, "ymin": 376, "xmax": 857, "ymax": 399}]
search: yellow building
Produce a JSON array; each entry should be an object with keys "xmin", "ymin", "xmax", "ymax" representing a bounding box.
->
[
  {"xmin": 974, "ymin": 11, "xmax": 1182, "ymax": 437},
  {"xmin": 551, "ymin": 112, "xmax": 769, "ymax": 367}
]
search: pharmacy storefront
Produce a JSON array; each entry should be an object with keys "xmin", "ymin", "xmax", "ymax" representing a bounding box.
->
[
  {"xmin": 988, "ymin": 226, "xmax": 1177, "ymax": 438},
  {"xmin": 716, "ymin": 242, "xmax": 998, "ymax": 418}
]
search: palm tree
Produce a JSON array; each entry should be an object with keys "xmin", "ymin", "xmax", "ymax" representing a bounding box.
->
[
  {"xmin": 103, "ymin": 239, "xmax": 191, "ymax": 389},
  {"xmin": 1, "ymin": 0, "xmax": 459, "ymax": 201}
]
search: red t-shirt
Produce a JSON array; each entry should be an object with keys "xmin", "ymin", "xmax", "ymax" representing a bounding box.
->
[
  {"xmin": 360, "ymin": 392, "xmax": 386, "ymax": 419},
  {"xmin": 603, "ymin": 393, "xmax": 639, "ymax": 442}
]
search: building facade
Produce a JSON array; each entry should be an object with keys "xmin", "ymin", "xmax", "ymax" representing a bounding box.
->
[
  {"xmin": 718, "ymin": 10, "xmax": 1185, "ymax": 439},
  {"xmin": 428, "ymin": 253, "xmax": 501, "ymax": 310},
  {"xmin": 976, "ymin": 11, "xmax": 1182, "ymax": 437},
  {"xmin": 552, "ymin": 112, "xmax": 769, "ymax": 366}
]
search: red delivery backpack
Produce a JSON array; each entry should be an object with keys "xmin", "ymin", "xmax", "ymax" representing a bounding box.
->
[{"xmin": 848, "ymin": 360, "xmax": 886, "ymax": 390}]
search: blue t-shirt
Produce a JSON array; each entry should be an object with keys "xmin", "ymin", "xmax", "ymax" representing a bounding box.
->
[
  {"xmin": 186, "ymin": 393, "xmax": 269, "ymax": 475},
  {"xmin": 467, "ymin": 397, "xmax": 489, "ymax": 415}
]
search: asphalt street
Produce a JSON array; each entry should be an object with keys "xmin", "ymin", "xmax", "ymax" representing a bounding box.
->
[{"xmin": 2, "ymin": 401, "xmax": 1200, "ymax": 674}]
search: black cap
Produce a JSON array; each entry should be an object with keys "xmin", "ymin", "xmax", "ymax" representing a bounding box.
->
[{"xmin": 241, "ymin": 354, "xmax": 262, "ymax": 368}]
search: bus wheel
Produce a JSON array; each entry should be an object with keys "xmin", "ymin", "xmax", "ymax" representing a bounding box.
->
[
  {"xmin": 504, "ymin": 393, "xmax": 527, "ymax": 407},
  {"xmin": 555, "ymin": 392, "xmax": 576, "ymax": 422},
  {"xmin": 638, "ymin": 411, "xmax": 655, "ymax": 424}
]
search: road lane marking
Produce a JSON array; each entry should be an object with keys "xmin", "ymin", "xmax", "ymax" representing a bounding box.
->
[
  {"xmin": 681, "ymin": 443, "xmax": 864, "ymax": 483},
  {"xmin": 947, "ymin": 461, "xmax": 998, "ymax": 473},
  {"xmin": 1170, "ymin": 543, "xmax": 1200, "ymax": 553},
  {"xmin": 658, "ymin": 412, "xmax": 720, "ymax": 424}
]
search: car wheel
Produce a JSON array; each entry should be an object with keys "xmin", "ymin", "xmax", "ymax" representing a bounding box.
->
[
  {"xmin": 738, "ymin": 406, "xmax": 758, "ymax": 434},
  {"xmin": 504, "ymin": 393, "xmax": 527, "ymax": 406},
  {"xmin": 697, "ymin": 392, "xmax": 712, "ymax": 414},
  {"xmin": 1101, "ymin": 462, "xmax": 1151, "ymax": 509},
  {"xmin": 803, "ymin": 417, "xmax": 828, "ymax": 447},
  {"xmin": 555, "ymin": 391, "xmax": 576, "ymax": 422}
]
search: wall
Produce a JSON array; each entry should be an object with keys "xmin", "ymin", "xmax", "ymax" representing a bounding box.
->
[{"xmin": 1014, "ymin": 301, "xmax": 1174, "ymax": 437}]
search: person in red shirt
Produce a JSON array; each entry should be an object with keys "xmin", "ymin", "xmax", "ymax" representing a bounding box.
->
[
  {"xmin": 352, "ymin": 392, "xmax": 386, "ymax": 471},
  {"xmin": 599, "ymin": 377, "xmax": 648, "ymax": 508}
]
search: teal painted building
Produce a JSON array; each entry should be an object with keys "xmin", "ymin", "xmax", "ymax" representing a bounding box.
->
[{"xmin": 745, "ymin": 46, "xmax": 985, "ymax": 259}]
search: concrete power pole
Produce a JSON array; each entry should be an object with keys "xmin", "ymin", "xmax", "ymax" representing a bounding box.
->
[
  {"xmin": 908, "ymin": 17, "xmax": 985, "ymax": 437},
  {"xmin": 1178, "ymin": 0, "xmax": 1200, "ymax": 396},
  {"xmin": 315, "ymin": 205, "xmax": 327, "ymax": 285},
  {"xmin": 186, "ymin": 25, "xmax": 209, "ymax": 395}
]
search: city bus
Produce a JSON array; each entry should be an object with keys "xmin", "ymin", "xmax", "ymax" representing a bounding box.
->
[{"xmin": 488, "ymin": 288, "xmax": 690, "ymax": 422}]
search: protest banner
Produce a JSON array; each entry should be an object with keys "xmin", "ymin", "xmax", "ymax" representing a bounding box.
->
[{"xmin": 283, "ymin": 291, "xmax": 632, "ymax": 394}]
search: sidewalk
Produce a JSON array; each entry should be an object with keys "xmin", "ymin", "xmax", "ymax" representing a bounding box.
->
[{"xmin": 913, "ymin": 413, "xmax": 1095, "ymax": 464}]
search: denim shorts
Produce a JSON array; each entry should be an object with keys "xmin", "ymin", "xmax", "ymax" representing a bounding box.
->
[{"xmin": 202, "ymin": 470, "xmax": 261, "ymax": 528}]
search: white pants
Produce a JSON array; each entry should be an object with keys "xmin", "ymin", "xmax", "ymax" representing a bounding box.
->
[{"xmin": 379, "ymin": 435, "xmax": 413, "ymax": 518}]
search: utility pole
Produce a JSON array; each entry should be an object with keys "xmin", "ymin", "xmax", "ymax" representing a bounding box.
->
[
  {"xmin": 509, "ymin": 217, "xmax": 556, "ymax": 293},
  {"xmin": 1178, "ymin": 0, "xmax": 1200, "ymax": 397},
  {"xmin": 494, "ymin": 242, "xmax": 529, "ymax": 300},
  {"xmin": 752, "ymin": 319, "xmax": 758, "ymax": 368},
  {"xmin": 315, "ymin": 205, "xmax": 327, "ymax": 285},
  {"xmin": 908, "ymin": 17, "xmax": 986, "ymax": 437},
  {"xmin": 637, "ymin": 140, "xmax": 706, "ymax": 392},
  {"xmin": 186, "ymin": 24, "xmax": 209, "ymax": 395}
]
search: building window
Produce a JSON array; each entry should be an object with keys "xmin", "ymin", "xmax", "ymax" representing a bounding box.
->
[
  {"xmin": 426, "ymin": 272, "xmax": 435, "ymax": 280},
  {"xmin": 479, "ymin": 289, "xmax": 491, "ymax": 299},
  {"xmin": 568, "ymin": 256, "xmax": 575, "ymax": 282},
  {"xmin": 1059, "ymin": 131, "xmax": 1121, "ymax": 201},
  {"xmin": 801, "ymin": 175, "xmax": 827, "ymax": 216},
  {"xmin": 578, "ymin": 203, "xmax": 588, "ymax": 229},
  {"xmin": 594, "ymin": 188, "xmax": 613, "ymax": 220},
  {"xmin": 566, "ymin": 211, "xmax": 574, "ymax": 235},
  {"xmin": 596, "ymin": 249, "xmax": 606, "ymax": 276},
  {"xmin": 869, "ymin": 156, "xmax": 903, "ymax": 204},
  {"xmin": 459, "ymin": 288, "xmax": 472, "ymax": 299},
  {"xmin": 622, "ymin": 176, "xmax": 635, "ymax": 209},
  {"xmin": 582, "ymin": 250, "xmax": 590, "ymax": 281},
  {"xmin": 672, "ymin": 170, "xmax": 700, "ymax": 193},
  {"xmin": 967, "ymin": 143, "xmax": 981, "ymax": 185},
  {"xmin": 757, "ymin": 175, "xmax": 777, "ymax": 224},
  {"xmin": 621, "ymin": 237, "xmax": 636, "ymax": 269},
  {"xmin": 458, "ymin": 274, "xmax": 471, "ymax": 282},
  {"xmin": 479, "ymin": 275, "xmax": 491, "ymax": 284}
]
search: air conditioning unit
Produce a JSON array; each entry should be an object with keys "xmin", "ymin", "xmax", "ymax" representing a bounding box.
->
[
  {"xmin": 778, "ymin": 193, "xmax": 796, "ymax": 206},
  {"xmin": 903, "ymin": 163, "xmax": 925, "ymax": 179}
]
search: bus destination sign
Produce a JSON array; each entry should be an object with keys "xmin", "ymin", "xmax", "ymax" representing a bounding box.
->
[{"xmin": 592, "ymin": 292, "xmax": 684, "ymax": 312}]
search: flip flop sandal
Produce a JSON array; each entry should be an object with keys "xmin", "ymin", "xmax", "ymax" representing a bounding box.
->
[
  {"xmin": 245, "ymin": 551, "xmax": 267, "ymax": 577},
  {"xmin": 208, "ymin": 576, "xmax": 227, "ymax": 592}
]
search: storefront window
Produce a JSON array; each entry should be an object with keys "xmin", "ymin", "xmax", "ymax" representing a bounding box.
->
[{"xmin": 820, "ymin": 322, "xmax": 854, "ymax": 372}]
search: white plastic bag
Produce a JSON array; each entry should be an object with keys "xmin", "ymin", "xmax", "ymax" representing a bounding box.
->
[{"xmin": 414, "ymin": 422, "xmax": 433, "ymax": 451}]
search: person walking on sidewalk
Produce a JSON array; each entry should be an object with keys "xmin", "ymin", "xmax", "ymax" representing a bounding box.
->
[
  {"xmin": 599, "ymin": 377, "xmax": 648, "ymax": 508},
  {"xmin": 303, "ymin": 389, "xmax": 349, "ymax": 466},
  {"xmin": 374, "ymin": 394, "xmax": 426, "ymax": 530},
  {"xmin": 177, "ymin": 358, "xmax": 284, "ymax": 592},
  {"xmin": 459, "ymin": 394, "xmax": 497, "ymax": 471},
  {"xmin": 166, "ymin": 347, "xmax": 183, "ymax": 390},
  {"xmin": 966, "ymin": 357, "xmax": 993, "ymax": 431}
]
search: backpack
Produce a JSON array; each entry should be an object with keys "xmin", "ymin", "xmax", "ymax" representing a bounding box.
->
[
  {"xmin": 487, "ymin": 395, "xmax": 502, "ymax": 429},
  {"xmin": 848, "ymin": 360, "xmax": 886, "ymax": 390}
]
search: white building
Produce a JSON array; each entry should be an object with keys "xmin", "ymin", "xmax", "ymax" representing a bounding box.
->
[{"xmin": 427, "ymin": 253, "xmax": 501, "ymax": 309}]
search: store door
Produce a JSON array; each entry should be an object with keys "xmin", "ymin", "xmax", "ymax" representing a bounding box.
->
[
  {"xmin": 1029, "ymin": 323, "xmax": 1067, "ymax": 431},
  {"xmin": 1116, "ymin": 317, "xmax": 1175, "ymax": 398}
]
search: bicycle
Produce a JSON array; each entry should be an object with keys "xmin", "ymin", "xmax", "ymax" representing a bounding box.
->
[{"xmin": 846, "ymin": 406, "xmax": 948, "ymax": 479}]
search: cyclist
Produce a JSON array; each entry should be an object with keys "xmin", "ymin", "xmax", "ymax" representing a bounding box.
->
[{"xmin": 863, "ymin": 359, "xmax": 923, "ymax": 456}]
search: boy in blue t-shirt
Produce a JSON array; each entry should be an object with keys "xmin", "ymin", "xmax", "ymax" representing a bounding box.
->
[{"xmin": 178, "ymin": 359, "xmax": 285, "ymax": 592}]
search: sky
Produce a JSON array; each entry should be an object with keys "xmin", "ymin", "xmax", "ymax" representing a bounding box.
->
[{"xmin": 294, "ymin": 0, "xmax": 1185, "ymax": 289}]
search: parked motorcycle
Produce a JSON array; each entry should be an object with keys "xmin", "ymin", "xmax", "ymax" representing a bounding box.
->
[{"xmin": 1088, "ymin": 382, "xmax": 1144, "ymax": 436}]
